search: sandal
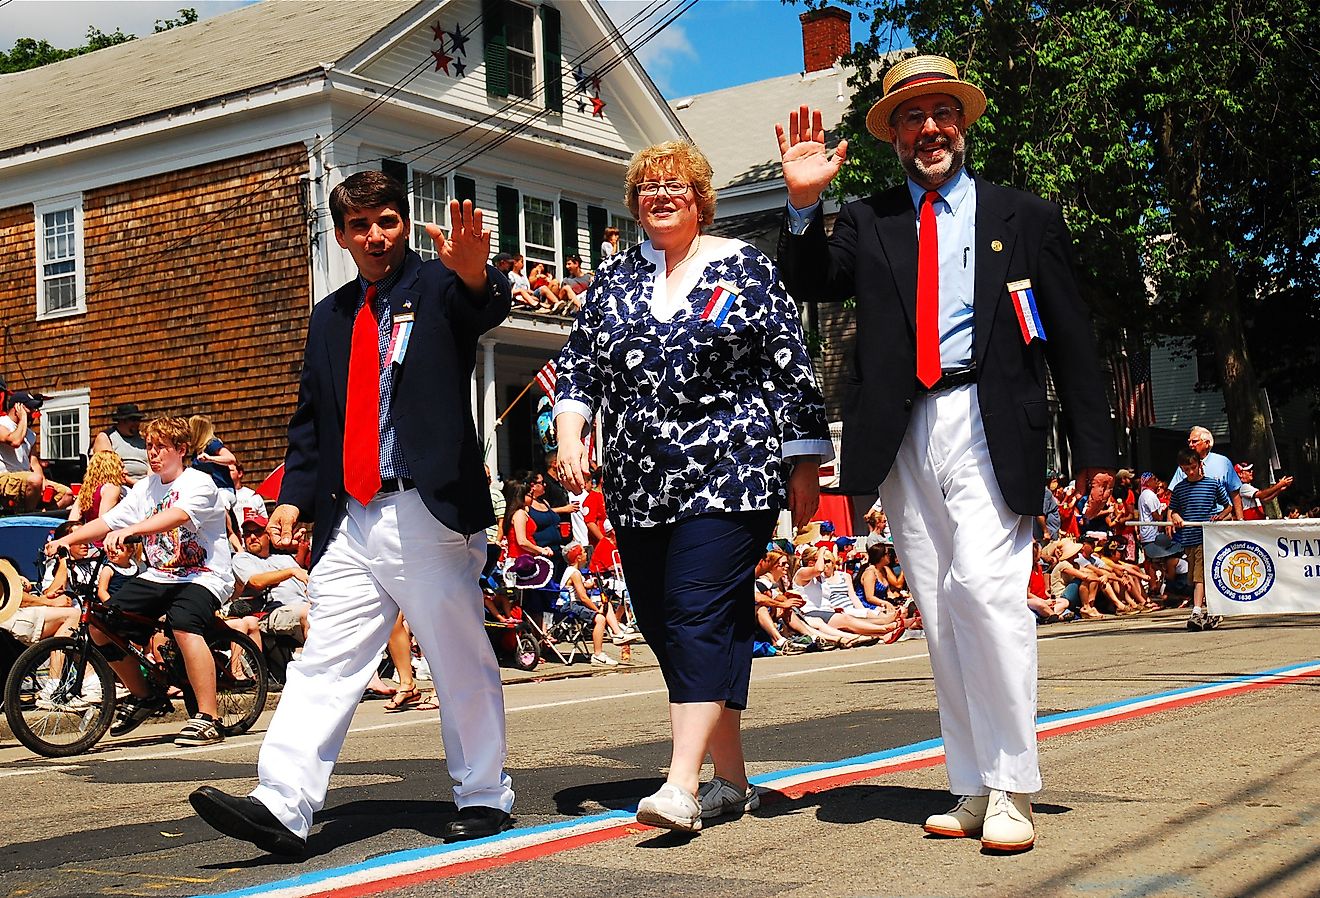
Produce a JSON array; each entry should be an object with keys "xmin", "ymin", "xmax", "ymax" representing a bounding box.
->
[
  {"xmin": 883, "ymin": 618, "xmax": 907, "ymax": 645},
  {"xmin": 383, "ymin": 687, "xmax": 422, "ymax": 712},
  {"xmin": 412, "ymin": 692, "xmax": 439, "ymax": 712}
]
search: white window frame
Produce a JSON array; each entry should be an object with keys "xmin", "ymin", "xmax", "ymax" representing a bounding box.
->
[
  {"xmin": 38, "ymin": 388, "xmax": 90, "ymax": 462},
  {"xmin": 521, "ymin": 193, "xmax": 558, "ymax": 273},
  {"xmin": 34, "ymin": 194, "xmax": 87, "ymax": 320},
  {"xmin": 408, "ymin": 169, "xmax": 450, "ymax": 261},
  {"xmin": 609, "ymin": 212, "xmax": 641, "ymax": 255},
  {"xmin": 503, "ymin": 0, "xmax": 538, "ymax": 102}
]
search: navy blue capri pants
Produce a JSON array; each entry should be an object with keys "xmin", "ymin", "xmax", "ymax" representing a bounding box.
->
[{"xmin": 614, "ymin": 510, "xmax": 777, "ymax": 710}]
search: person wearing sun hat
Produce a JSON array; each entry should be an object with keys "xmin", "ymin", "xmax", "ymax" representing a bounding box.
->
[{"xmin": 774, "ymin": 54, "xmax": 1117, "ymax": 851}]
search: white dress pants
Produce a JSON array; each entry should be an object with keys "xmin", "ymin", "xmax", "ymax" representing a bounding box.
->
[
  {"xmin": 878, "ymin": 384, "xmax": 1040, "ymax": 796},
  {"xmin": 251, "ymin": 490, "xmax": 514, "ymax": 839}
]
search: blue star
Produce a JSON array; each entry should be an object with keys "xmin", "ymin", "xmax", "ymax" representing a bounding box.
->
[
  {"xmin": 575, "ymin": 96, "xmax": 587, "ymax": 113},
  {"xmin": 573, "ymin": 65, "xmax": 590, "ymax": 89},
  {"xmin": 449, "ymin": 23, "xmax": 470, "ymax": 56}
]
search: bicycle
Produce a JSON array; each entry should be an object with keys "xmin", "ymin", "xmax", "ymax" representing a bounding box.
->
[{"xmin": 3, "ymin": 541, "xmax": 269, "ymax": 757}]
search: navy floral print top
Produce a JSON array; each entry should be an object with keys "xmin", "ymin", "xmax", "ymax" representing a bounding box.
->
[{"xmin": 553, "ymin": 237, "xmax": 833, "ymax": 528}]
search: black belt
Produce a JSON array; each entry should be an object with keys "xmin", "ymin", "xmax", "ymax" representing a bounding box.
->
[
  {"xmin": 915, "ymin": 366, "xmax": 977, "ymax": 395},
  {"xmin": 377, "ymin": 476, "xmax": 416, "ymax": 494}
]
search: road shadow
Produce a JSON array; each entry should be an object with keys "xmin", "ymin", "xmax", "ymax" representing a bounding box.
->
[{"xmin": 752, "ymin": 783, "xmax": 1071, "ymax": 829}]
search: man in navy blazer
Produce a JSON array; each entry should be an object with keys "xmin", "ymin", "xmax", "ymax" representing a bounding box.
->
[
  {"xmin": 192, "ymin": 171, "xmax": 515, "ymax": 854},
  {"xmin": 776, "ymin": 56, "xmax": 1116, "ymax": 852}
]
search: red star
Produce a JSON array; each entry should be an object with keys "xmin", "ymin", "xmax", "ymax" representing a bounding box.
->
[
  {"xmin": 432, "ymin": 48, "xmax": 453, "ymax": 75},
  {"xmin": 590, "ymin": 74, "xmax": 602, "ymax": 94},
  {"xmin": 591, "ymin": 96, "xmax": 606, "ymax": 118},
  {"xmin": 431, "ymin": 21, "xmax": 446, "ymax": 42}
]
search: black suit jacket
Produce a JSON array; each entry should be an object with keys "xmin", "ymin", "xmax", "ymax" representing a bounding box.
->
[
  {"xmin": 279, "ymin": 249, "xmax": 511, "ymax": 566},
  {"xmin": 777, "ymin": 175, "xmax": 1116, "ymax": 515}
]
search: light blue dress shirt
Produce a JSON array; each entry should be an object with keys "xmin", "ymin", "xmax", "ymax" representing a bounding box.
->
[{"xmin": 786, "ymin": 166, "xmax": 978, "ymax": 369}]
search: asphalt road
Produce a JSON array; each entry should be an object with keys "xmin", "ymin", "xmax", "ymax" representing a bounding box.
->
[{"xmin": 1, "ymin": 610, "xmax": 1317, "ymax": 898}]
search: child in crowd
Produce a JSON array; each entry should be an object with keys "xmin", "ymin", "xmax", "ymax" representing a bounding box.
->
[{"xmin": 1169, "ymin": 447, "xmax": 1230, "ymax": 631}]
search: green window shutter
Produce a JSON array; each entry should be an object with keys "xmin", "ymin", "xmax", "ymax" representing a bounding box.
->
[
  {"xmin": 541, "ymin": 4, "xmax": 562, "ymax": 113},
  {"xmin": 483, "ymin": 0, "xmax": 508, "ymax": 99},
  {"xmin": 454, "ymin": 175, "xmax": 476, "ymax": 205},
  {"xmin": 559, "ymin": 199, "xmax": 578, "ymax": 259},
  {"xmin": 587, "ymin": 205, "xmax": 608, "ymax": 268},
  {"xmin": 381, "ymin": 159, "xmax": 408, "ymax": 190},
  {"xmin": 496, "ymin": 185, "xmax": 521, "ymax": 255}
]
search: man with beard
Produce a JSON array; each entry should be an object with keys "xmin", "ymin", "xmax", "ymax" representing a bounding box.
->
[{"xmin": 774, "ymin": 55, "xmax": 1116, "ymax": 852}]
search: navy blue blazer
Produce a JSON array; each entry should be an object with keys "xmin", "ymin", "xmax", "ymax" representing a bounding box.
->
[
  {"xmin": 279, "ymin": 248, "xmax": 511, "ymax": 566},
  {"xmin": 778, "ymin": 175, "xmax": 1117, "ymax": 515}
]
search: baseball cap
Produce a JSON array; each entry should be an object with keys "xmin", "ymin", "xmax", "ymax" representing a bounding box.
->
[{"xmin": 241, "ymin": 508, "xmax": 269, "ymax": 529}]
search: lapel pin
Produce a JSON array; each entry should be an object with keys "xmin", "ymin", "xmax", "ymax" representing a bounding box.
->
[{"xmin": 991, "ymin": 240, "xmax": 1003, "ymax": 253}]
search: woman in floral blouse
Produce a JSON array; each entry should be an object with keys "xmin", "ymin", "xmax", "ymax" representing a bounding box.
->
[{"xmin": 553, "ymin": 140, "xmax": 832, "ymax": 833}]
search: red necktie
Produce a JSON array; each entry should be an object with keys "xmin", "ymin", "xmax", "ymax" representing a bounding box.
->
[
  {"xmin": 915, "ymin": 190, "xmax": 941, "ymax": 388},
  {"xmin": 343, "ymin": 285, "xmax": 381, "ymax": 504}
]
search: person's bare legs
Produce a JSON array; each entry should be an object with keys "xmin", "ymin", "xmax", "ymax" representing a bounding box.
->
[
  {"xmin": 668, "ymin": 701, "xmax": 727, "ymax": 795},
  {"xmin": 707, "ymin": 706, "xmax": 748, "ymax": 790},
  {"xmin": 175, "ymin": 630, "xmax": 218, "ymax": 717},
  {"xmin": 387, "ymin": 614, "xmax": 415, "ymax": 693}
]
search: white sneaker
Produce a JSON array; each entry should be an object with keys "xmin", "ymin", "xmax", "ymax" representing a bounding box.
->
[
  {"xmin": 980, "ymin": 789, "xmax": 1035, "ymax": 851},
  {"xmin": 923, "ymin": 794, "xmax": 989, "ymax": 837},
  {"xmin": 636, "ymin": 782, "xmax": 702, "ymax": 832},
  {"xmin": 590, "ymin": 652, "xmax": 618, "ymax": 666},
  {"xmin": 697, "ymin": 776, "xmax": 759, "ymax": 819},
  {"xmin": 611, "ymin": 631, "xmax": 643, "ymax": 645}
]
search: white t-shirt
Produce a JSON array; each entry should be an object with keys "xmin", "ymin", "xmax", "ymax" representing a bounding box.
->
[
  {"xmin": 231, "ymin": 551, "xmax": 306, "ymax": 608},
  {"xmin": 1239, "ymin": 481, "xmax": 1263, "ymax": 513},
  {"xmin": 232, "ymin": 487, "xmax": 265, "ymax": 522},
  {"xmin": 795, "ymin": 576, "xmax": 833, "ymax": 614},
  {"xmin": 568, "ymin": 488, "xmax": 589, "ymax": 548},
  {"xmin": 510, "ymin": 271, "xmax": 531, "ymax": 291},
  {"xmin": 1137, "ymin": 488, "xmax": 1165, "ymax": 544},
  {"xmin": 0, "ymin": 415, "xmax": 34, "ymax": 474},
  {"xmin": 101, "ymin": 467, "xmax": 233, "ymax": 602}
]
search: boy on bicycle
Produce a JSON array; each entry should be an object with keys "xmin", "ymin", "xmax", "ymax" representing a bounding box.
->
[{"xmin": 45, "ymin": 415, "xmax": 232, "ymax": 746}]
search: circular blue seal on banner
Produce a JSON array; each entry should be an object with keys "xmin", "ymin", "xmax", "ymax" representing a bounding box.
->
[{"xmin": 1211, "ymin": 540, "xmax": 1275, "ymax": 602}]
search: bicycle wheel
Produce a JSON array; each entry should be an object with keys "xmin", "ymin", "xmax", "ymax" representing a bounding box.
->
[
  {"xmin": 4, "ymin": 636, "xmax": 116, "ymax": 757},
  {"xmin": 175, "ymin": 628, "xmax": 269, "ymax": 737},
  {"xmin": 512, "ymin": 628, "xmax": 540, "ymax": 671}
]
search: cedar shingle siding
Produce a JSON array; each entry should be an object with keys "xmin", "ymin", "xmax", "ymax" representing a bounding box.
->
[{"xmin": 0, "ymin": 144, "xmax": 311, "ymax": 478}]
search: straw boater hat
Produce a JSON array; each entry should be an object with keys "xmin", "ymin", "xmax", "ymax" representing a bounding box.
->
[
  {"xmin": 866, "ymin": 54, "xmax": 988, "ymax": 140},
  {"xmin": 0, "ymin": 559, "xmax": 25, "ymax": 625}
]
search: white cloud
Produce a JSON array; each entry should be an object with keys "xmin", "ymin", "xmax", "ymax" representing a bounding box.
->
[
  {"xmin": 0, "ymin": 1, "xmax": 251, "ymax": 51},
  {"xmin": 598, "ymin": 0, "xmax": 696, "ymax": 95}
]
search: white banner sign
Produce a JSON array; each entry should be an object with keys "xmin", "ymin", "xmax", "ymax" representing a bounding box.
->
[{"xmin": 1204, "ymin": 519, "xmax": 1320, "ymax": 615}]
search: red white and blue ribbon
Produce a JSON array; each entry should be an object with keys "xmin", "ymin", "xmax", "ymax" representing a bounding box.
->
[
  {"xmin": 701, "ymin": 285, "xmax": 739, "ymax": 325},
  {"xmin": 1007, "ymin": 279, "xmax": 1046, "ymax": 343}
]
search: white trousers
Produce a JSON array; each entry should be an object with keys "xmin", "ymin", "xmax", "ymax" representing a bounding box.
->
[
  {"xmin": 878, "ymin": 384, "xmax": 1040, "ymax": 795},
  {"xmin": 252, "ymin": 490, "xmax": 514, "ymax": 839}
]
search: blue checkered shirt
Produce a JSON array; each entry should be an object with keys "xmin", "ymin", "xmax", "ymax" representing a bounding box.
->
[{"xmin": 356, "ymin": 270, "xmax": 411, "ymax": 481}]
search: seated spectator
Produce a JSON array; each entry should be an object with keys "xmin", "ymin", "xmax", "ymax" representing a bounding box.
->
[
  {"xmin": 1098, "ymin": 538, "xmax": 1159, "ymax": 611},
  {"xmin": 0, "ymin": 393, "xmax": 74, "ymax": 512},
  {"xmin": 0, "ymin": 557, "xmax": 80, "ymax": 646},
  {"xmin": 1044, "ymin": 538, "xmax": 1102, "ymax": 619},
  {"xmin": 92, "ymin": 402, "xmax": 149, "ymax": 484},
  {"xmin": 230, "ymin": 510, "xmax": 310, "ymax": 647},
  {"xmin": 600, "ymin": 225, "xmax": 620, "ymax": 260},
  {"xmin": 792, "ymin": 547, "xmax": 900, "ymax": 643},
  {"xmin": 526, "ymin": 262, "xmax": 561, "ymax": 310},
  {"xmin": 753, "ymin": 550, "xmax": 820, "ymax": 653},
  {"xmin": 821, "ymin": 551, "xmax": 898, "ymax": 626},
  {"xmin": 68, "ymin": 450, "xmax": 127, "ymax": 527},
  {"xmin": 1028, "ymin": 542, "xmax": 1073, "ymax": 622},
  {"xmin": 554, "ymin": 254, "xmax": 593, "ymax": 314},
  {"xmin": 856, "ymin": 545, "xmax": 898, "ymax": 612},
  {"xmin": 501, "ymin": 253, "xmax": 546, "ymax": 311},
  {"xmin": 189, "ymin": 415, "xmax": 237, "ymax": 508},
  {"xmin": 559, "ymin": 544, "xmax": 636, "ymax": 666},
  {"xmin": 873, "ymin": 544, "xmax": 912, "ymax": 603},
  {"xmin": 862, "ymin": 507, "xmax": 891, "ymax": 549},
  {"xmin": 1076, "ymin": 535, "xmax": 1142, "ymax": 615}
]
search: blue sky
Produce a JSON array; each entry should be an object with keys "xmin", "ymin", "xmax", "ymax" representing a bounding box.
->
[{"xmin": 0, "ymin": 0, "xmax": 876, "ymax": 98}]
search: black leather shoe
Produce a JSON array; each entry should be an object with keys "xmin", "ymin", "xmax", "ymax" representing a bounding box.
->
[
  {"xmin": 190, "ymin": 786, "xmax": 307, "ymax": 856},
  {"xmin": 442, "ymin": 806, "xmax": 512, "ymax": 842}
]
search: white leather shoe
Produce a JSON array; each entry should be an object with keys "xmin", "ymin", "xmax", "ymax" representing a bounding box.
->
[
  {"xmin": 923, "ymin": 794, "xmax": 989, "ymax": 837},
  {"xmin": 980, "ymin": 789, "xmax": 1035, "ymax": 851},
  {"xmin": 636, "ymin": 782, "xmax": 702, "ymax": 832}
]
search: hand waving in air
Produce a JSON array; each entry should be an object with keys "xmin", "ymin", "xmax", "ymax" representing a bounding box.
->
[
  {"xmin": 775, "ymin": 105, "xmax": 849, "ymax": 210},
  {"xmin": 426, "ymin": 199, "xmax": 494, "ymax": 295}
]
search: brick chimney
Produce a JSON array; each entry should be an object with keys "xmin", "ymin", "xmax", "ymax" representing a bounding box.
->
[{"xmin": 800, "ymin": 6, "xmax": 851, "ymax": 73}]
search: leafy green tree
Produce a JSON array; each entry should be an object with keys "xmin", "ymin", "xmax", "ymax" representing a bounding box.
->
[
  {"xmin": 815, "ymin": 0, "xmax": 1320, "ymax": 473},
  {"xmin": 0, "ymin": 8, "xmax": 197, "ymax": 73}
]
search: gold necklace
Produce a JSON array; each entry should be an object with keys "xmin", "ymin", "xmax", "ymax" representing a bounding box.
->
[{"xmin": 665, "ymin": 234, "xmax": 701, "ymax": 275}]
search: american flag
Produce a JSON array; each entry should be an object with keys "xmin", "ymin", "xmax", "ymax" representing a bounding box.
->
[
  {"xmin": 534, "ymin": 359, "xmax": 557, "ymax": 399},
  {"xmin": 1113, "ymin": 348, "xmax": 1155, "ymax": 429}
]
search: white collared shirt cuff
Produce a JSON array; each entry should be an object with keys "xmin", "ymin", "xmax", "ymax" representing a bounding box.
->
[
  {"xmin": 552, "ymin": 398, "xmax": 595, "ymax": 425},
  {"xmin": 782, "ymin": 439, "xmax": 835, "ymax": 463},
  {"xmin": 785, "ymin": 201, "xmax": 821, "ymax": 235}
]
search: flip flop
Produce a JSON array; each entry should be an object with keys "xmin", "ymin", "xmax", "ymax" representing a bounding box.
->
[
  {"xmin": 384, "ymin": 687, "xmax": 422, "ymax": 712},
  {"xmin": 413, "ymin": 695, "xmax": 439, "ymax": 712}
]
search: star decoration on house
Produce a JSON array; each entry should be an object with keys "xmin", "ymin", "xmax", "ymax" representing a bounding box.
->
[
  {"xmin": 591, "ymin": 96, "xmax": 607, "ymax": 118},
  {"xmin": 454, "ymin": 59, "xmax": 467, "ymax": 77},
  {"xmin": 430, "ymin": 21, "xmax": 446, "ymax": 42},
  {"xmin": 448, "ymin": 23, "xmax": 469, "ymax": 56},
  {"xmin": 573, "ymin": 65, "xmax": 590, "ymax": 90},
  {"xmin": 432, "ymin": 48, "xmax": 453, "ymax": 75},
  {"xmin": 590, "ymin": 73, "xmax": 602, "ymax": 94},
  {"xmin": 575, "ymin": 96, "xmax": 587, "ymax": 113}
]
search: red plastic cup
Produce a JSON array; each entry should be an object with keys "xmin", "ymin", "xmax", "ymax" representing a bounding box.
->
[{"xmin": 41, "ymin": 485, "xmax": 54, "ymax": 504}]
